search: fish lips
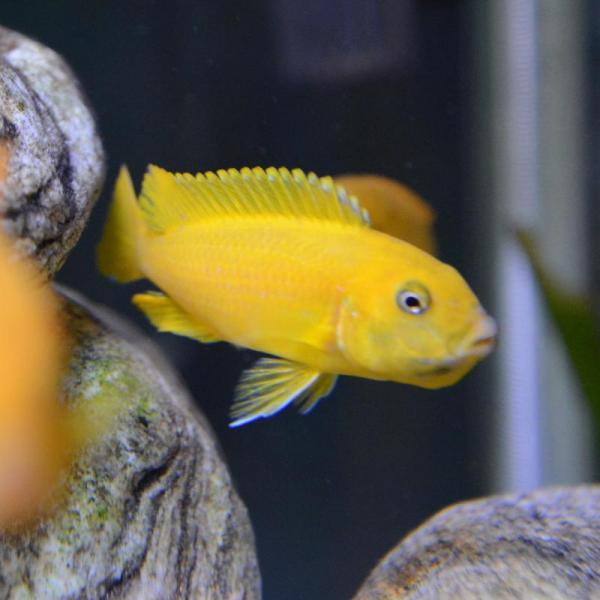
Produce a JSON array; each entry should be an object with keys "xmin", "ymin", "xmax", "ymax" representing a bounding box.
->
[
  {"xmin": 413, "ymin": 314, "xmax": 497, "ymax": 377},
  {"xmin": 463, "ymin": 314, "xmax": 497, "ymax": 359}
]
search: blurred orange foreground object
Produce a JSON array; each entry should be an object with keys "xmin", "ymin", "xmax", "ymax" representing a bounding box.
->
[
  {"xmin": 0, "ymin": 233, "xmax": 69, "ymax": 528},
  {"xmin": 334, "ymin": 174, "xmax": 437, "ymax": 256}
]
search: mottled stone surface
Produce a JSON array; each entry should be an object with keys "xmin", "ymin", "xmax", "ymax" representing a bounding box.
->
[
  {"xmin": 0, "ymin": 288, "xmax": 261, "ymax": 599},
  {"xmin": 0, "ymin": 25, "xmax": 104, "ymax": 275},
  {"xmin": 353, "ymin": 486, "xmax": 600, "ymax": 600}
]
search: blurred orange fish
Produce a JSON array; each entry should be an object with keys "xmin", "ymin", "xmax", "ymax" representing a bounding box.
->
[
  {"xmin": 0, "ymin": 233, "xmax": 69, "ymax": 527},
  {"xmin": 334, "ymin": 174, "xmax": 436, "ymax": 255}
]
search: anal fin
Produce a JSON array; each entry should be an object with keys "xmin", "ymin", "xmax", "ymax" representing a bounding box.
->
[
  {"xmin": 229, "ymin": 358, "xmax": 337, "ymax": 427},
  {"xmin": 132, "ymin": 291, "xmax": 221, "ymax": 343}
]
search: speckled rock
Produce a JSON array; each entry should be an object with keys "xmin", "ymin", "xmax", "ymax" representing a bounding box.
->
[
  {"xmin": 0, "ymin": 25, "xmax": 104, "ymax": 275},
  {"xmin": 353, "ymin": 486, "xmax": 600, "ymax": 600},
  {"xmin": 0, "ymin": 288, "xmax": 261, "ymax": 600}
]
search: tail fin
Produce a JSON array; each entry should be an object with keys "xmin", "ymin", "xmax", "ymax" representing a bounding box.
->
[{"xmin": 96, "ymin": 166, "xmax": 144, "ymax": 282}]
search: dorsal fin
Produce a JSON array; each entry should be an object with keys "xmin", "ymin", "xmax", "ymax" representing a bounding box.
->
[{"xmin": 139, "ymin": 165, "xmax": 370, "ymax": 233}]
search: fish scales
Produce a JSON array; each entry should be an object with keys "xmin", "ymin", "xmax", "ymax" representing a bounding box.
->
[{"xmin": 141, "ymin": 219, "xmax": 362, "ymax": 362}]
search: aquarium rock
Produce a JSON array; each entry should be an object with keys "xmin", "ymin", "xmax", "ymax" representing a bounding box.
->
[
  {"xmin": 0, "ymin": 288, "xmax": 260, "ymax": 600},
  {"xmin": 353, "ymin": 485, "xmax": 600, "ymax": 599},
  {"xmin": 0, "ymin": 25, "xmax": 104, "ymax": 275}
]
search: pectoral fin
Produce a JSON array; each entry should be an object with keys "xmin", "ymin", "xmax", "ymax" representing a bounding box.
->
[
  {"xmin": 132, "ymin": 291, "xmax": 221, "ymax": 343},
  {"xmin": 294, "ymin": 373, "xmax": 337, "ymax": 414},
  {"xmin": 229, "ymin": 358, "xmax": 337, "ymax": 427}
]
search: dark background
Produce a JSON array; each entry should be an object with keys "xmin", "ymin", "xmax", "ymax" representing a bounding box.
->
[{"xmin": 2, "ymin": 2, "xmax": 492, "ymax": 599}]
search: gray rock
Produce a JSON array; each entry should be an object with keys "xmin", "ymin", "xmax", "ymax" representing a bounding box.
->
[
  {"xmin": 353, "ymin": 486, "xmax": 600, "ymax": 600},
  {"xmin": 0, "ymin": 26, "xmax": 105, "ymax": 275},
  {"xmin": 0, "ymin": 288, "xmax": 261, "ymax": 600}
]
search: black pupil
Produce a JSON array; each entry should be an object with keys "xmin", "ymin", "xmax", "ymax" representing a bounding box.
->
[{"xmin": 405, "ymin": 295, "xmax": 421, "ymax": 309}]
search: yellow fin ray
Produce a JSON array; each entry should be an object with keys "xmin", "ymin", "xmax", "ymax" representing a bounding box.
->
[
  {"xmin": 229, "ymin": 358, "xmax": 337, "ymax": 427},
  {"xmin": 139, "ymin": 165, "xmax": 370, "ymax": 233},
  {"xmin": 132, "ymin": 292, "xmax": 220, "ymax": 343},
  {"xmin": 294, "ymin": 373, "xmax": 337, "ymax": 414}
]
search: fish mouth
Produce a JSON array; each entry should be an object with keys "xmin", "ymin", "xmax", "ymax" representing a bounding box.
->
[
  {"xmin": 411, "ymin": 314, "xmax": 497, "ymax": 378},
  {"xmin": 468, "ymin": 334, "xmax": 496, "ymax": 358},
  {"xmin": 464, "ymin": 314, "xmax": 497, "ymax": 359}
]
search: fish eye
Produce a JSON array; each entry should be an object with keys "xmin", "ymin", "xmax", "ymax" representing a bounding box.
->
[{"xmin": 396, "ymin": 282, "xmax": 431, "ymax": 315}]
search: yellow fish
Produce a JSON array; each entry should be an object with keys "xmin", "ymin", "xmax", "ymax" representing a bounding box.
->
[
  {"xmin": 334, "ymin": 174, "xmax": 437, "ymax": 255},
  {"xmin": 0, "ymin": 233, "xmax": 69, "ymax": 527},
  {"xmin": 97, "ymin": 166, "xmax": 496, "ymax": 426}
]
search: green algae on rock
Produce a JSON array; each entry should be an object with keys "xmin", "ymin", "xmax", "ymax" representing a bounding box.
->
[
  {"xmin": 0, "ymin": 25, "xmax": 105, "ymax": 276},
  {"xmin": 0, "ymin": 288, "xmax": 261, "ymax": 600},
  {"xmin": 353, "ymin": 486, "xmax": 600, "ymax": 600}
]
